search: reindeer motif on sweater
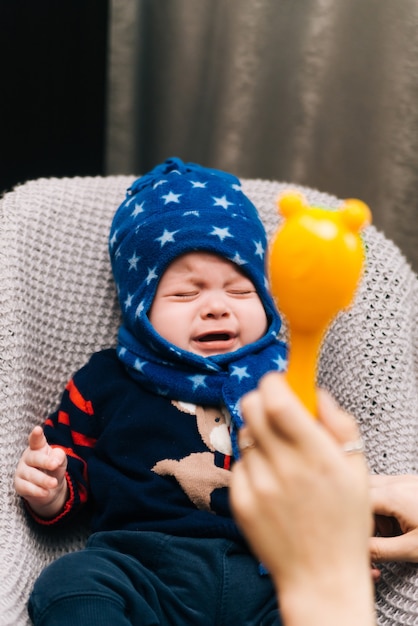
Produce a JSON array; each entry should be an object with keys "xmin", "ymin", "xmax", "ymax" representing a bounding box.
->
[{"xmin": 152, "ymin": 401, "xmax": 232, "ymax": 512}]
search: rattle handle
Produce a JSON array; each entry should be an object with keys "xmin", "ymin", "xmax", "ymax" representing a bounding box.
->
[{"xmin": 285, "ymin": 328, "xmax": 324, "ymax": 417}]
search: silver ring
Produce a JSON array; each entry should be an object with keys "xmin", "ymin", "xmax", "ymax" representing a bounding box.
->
[{"xmin": 341, "ymin": 438, "xmax": 365, "ymax": 455}]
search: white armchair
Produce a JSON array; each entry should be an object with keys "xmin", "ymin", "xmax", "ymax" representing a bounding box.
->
[{"xmin": 1, "ymin": 175, "xmax": 417, "ymax": 625}]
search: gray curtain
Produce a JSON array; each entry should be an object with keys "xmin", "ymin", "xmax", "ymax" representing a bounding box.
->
[{"xmin": 106, "ymin": 0, "xmax": 418, "ymax": 271}]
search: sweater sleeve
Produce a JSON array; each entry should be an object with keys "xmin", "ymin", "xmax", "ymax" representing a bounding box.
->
[{"xmin": 27, "ymin": 358, "xmax": 101, "ymax": 526}]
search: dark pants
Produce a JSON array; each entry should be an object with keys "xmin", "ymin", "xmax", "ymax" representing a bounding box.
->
[{"xmin": 29, "ymin": 531, "xmax": 281, "ymax": 625}]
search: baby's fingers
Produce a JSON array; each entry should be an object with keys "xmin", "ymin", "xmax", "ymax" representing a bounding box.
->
[
  {"xmin": 26, "ymin": 441, "xmax": 66, "ymax": 474},
  {"xmin": 14, "ymin": 465, "xmax": 60, "ymax": 499},
  {"xmin": 48, "ymin": 446, "xmax": 67, "ymax": 472},
  {"xmin": 28, "ymin": 425, "xmax": 47, "ymax": 450}
]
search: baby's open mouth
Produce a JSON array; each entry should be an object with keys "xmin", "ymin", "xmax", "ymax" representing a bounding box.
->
[{"xmin": 197, "ymin": 332, "xmax": 232, "ymax": 342}]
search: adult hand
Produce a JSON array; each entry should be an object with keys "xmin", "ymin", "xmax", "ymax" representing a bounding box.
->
[
  {"xmin": 230, "ymin": 373, "xmax": 375, "ymax": 626},
  {"xmin": 370, "ymin": 474, "xmax": 418, "ymax": 563}
]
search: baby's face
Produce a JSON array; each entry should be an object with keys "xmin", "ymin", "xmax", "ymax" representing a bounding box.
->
[{"xmin": 148, "ymin": 252, "xmax": 268, "ymax": 357}]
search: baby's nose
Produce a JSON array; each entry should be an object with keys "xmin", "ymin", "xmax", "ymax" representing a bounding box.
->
[{"xmin": 201, "ymin": 294, "xmax": 231, "ymax": 318}]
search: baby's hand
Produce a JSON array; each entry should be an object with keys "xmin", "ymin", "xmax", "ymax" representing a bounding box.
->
[{"xmin": 14, "ymin": 425, "xmax": 69, "ymax": 518}]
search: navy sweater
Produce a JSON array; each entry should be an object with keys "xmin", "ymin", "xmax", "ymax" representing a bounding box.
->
[{"xmin": 32, "ymin": 349, "xmax": 242, "ymax": 541}]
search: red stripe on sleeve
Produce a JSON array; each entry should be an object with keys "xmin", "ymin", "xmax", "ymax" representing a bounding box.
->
[
  {"xmin": 53, "ymin": 446, "xmax": 86, "ymax": 465},
  {"xmin": 57, "ymin": 410, "xmax": 70, "ymax": 425},
  {"xmin": 71, "ymin": 431, "xmax": 97, "ymax": 449},
  {"xmin": 66, "ymin": 379, "xmax": 94, "ymax": 415},
  {"xmin": 78, "ymin": 483, "xmax": 89, "ymax": 504}
]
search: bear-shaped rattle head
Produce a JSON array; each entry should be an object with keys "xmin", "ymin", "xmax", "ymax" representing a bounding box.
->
[{"xmin": 269, "ymin": 191, "xmax": 371, "ymax": 334}]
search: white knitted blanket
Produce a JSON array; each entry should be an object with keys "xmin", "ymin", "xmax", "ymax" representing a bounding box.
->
[{"xmin": 0, "ymin": 175, "xmax": 417, "ymax": 625}]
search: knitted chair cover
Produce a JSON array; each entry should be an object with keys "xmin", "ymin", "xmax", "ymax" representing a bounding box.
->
[{"xmin": 0, "ymin": 175, "xmax": 417, "ymax": 625}]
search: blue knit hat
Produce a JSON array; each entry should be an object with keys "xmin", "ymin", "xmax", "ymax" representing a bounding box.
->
[
  {"xmin": 109, "ymin": 157, "xmax": 278, "ymax": 340},
  {"xmin": 108, "ymin": 158, "xmax": 287, "ymax": 462}
]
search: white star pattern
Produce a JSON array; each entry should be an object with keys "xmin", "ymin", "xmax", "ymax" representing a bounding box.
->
[
  {"xmin": 146, "ymin": 267, "xmax": 158, "ymax": 284},
  {"xmin": 188, "ymin": 374, "xmax": 207, "ymax": 390},
  {"xmin": 231, "ymin": 252, "xmax": 246, "ymax": 266},
  {"xmin": 213, "ymin": 195, "xmax": 234, "ymax": 209},
  {"xmin": 131, "ymin": 202, "xmax": 145, "ymax": 217},
  {"xmin": 183, "ymin": 210, "xmax": 200, "ymax": 217},
  {"xmin": 125, "ymin": 195, "xmax": 136, "ymax": 206},
  {"xmin": 128, "ymin": 252, "xmax": 141, "ymax": 271},
  {"xmin": 162, "ymin": 191, "xmax": 182, "ymax": 204},
  {"xmin": 190, "ymin": 181, "xmax": 207, "ymax": 188},
  {"xmin": 109, "ymin": 229, "xmax": 118, "ymax": 249},
  {"xmin": 254, "ymin": 241, "xmax": 264, "ymax": 258},
  {"xmin": 230, "ymin": 366, "xmax": 251, "ymax": 381},
  {"xmin": 134, "ymin": 358, "xmax": 147, "ymax": 372},
  {"xmin": 155, "ymin": 229, "xmax": 179, "ymax": 247},
  {"xmin": 124, "ymin": 293, "xmax": 134, "ymax": 310},
  {"xmin": 153, "ymin": 179, "xmax": 167, "ymax": 189},
  {"xmin": 231, "ymin": 400, "xmax": 242, "ymax": 417},
  {"xmin": 272, "ymin": 355, "xmax": 287, "ymax": 370},
  {"xmin": 210, "ymin": 226, "xmax": 233, "ymax": 241},
  {"xmin": 231, "ymin": 183, "xmax": 242, "ymax": 192},
  {"xmin": 135, "ymin": 301, "xmax": 145, "ymax": 318}
]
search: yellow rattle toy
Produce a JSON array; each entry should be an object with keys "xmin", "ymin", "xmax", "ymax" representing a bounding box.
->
[{"xmin": 268, "ymin": 191, "xmax": 371, "ymax": 417}]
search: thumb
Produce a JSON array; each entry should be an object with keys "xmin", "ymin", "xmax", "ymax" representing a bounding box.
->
[{"xmin": 28, "ymin": 425, "xmax": 47, "ymax": 450}]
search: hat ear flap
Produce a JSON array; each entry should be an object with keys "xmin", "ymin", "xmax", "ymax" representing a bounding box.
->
[
  {"xmin": 277, "ymin": 191, "xmax": 306, "ymax": 219},
  {"xmin": 340, "ymin": 199, "xmax": 371, "ymax": 233}
]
